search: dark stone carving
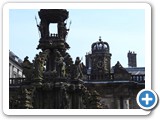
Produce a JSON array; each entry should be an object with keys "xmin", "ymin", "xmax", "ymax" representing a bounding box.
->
[
  {"xmin": 20, "ymin": 87, "xmax": 34, "ymax": 109},
  {"xmin": 38, "ymin": 9, "xmax": 68, "ymax": 23},
  {"xmin": 37, "ymin": 21, "xmax": 49, "ymax": 38},
  {"xmin": 32, "ymin": 50, "xmax": 50, "ymax": 85},
  {"xmin": 22, "ymin": 56, "xmax": 33, "ymax": 81},
  {"xmin": 81, "ymin": 88, "xmax": 103, "ymax": 109},
  {"xmin": 89, "ymin": 91, "xmax": 103, "ymax": 109},
  {"xmin": 55, "ymin": 50, "xmax": 66, "ymax": 77},
  {"xmin": 9, "ymin": 95, "xmax": 21, "ymax": 109},
  {"xmin": 74, "ymin": 57, "xmax": 83, "ymax": 79},
  {"xmin": 34, "ymin": 54, "xmax": 44, "ymax": 80},
  {"xmin": 58, "ymin": 22, "xmax": 69, "ymax": 40},
  {"xmin": 19, "ymin": 9, "xmax": 86, "ymax": 109},
  {"xmin": 19, "ymin": 12, "xmax": 87, "ymax": 108}
]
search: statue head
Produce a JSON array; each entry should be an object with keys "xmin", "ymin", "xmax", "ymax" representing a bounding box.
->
[
  {"xmin": 76, "ymin": 57, "xmax": 80, "ymax": 60},
  {"xmin": 24, "ymin": 56, "xmax": 29, "ymax": 61}
]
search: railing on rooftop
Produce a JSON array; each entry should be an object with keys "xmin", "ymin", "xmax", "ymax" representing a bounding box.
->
[
  {"xmin": 131, "ymin": 75, "xmax": 145, "ymax": 83},
  {"xmin": 9, "ymin": 74, "xmax": 145, "ymax": 87},
  {"xmin": 87, "ymin": 74, "xmax": 145, "ymax": 83},
  {"xmin": 9, "ymin": 78, "xmax": 25, "ymax": 86}
]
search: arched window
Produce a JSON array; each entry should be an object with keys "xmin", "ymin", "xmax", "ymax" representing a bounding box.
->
[
  {"xmin": 99, "ymin": 43, "xmax": 102, "ymax": 49},
  {"xmin": 104, "ymin": 44, "xmax": 107, "ymax": 49}
]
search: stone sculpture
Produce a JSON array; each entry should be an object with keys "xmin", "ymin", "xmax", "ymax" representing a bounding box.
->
[{"xmin": 22, "ymin": 56, "xmax": 33, "ymax": 81}]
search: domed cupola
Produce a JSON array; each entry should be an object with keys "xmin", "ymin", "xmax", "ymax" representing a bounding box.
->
[
  {"xmin": 91, "ymin": 36, "xmax": 110, "ymax": 53},
  {"xmin": 85, "ymin": 36, "xmax": 112, "ymax": 80}
]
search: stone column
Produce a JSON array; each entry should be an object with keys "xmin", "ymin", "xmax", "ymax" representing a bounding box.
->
[
  {"xmin": 125, "ymin": 99, "xmax": 130, "ymax": 109},
  {"xmin": 120, "ymin": 97, "xmax": 124, "ymax": 109},
  {"xmin": 17, "ymin": 69, "xmax": 19, "ymax": 77},
  {"xmin": 70, "ymin": 80, "xmax": 83, "ymax": 109},
  {"xmin": 20, "ymin": 86, "xmax": 34, "ymax": 109},
  {"xmin": 9, "ymin": 63, "xmax": 11, "ymax": 78},
  {"xmin": 114, "ymin": 97, "xmax": 120, "ymax": 109},
  {"xmin": 12, "ymin": 65, "xmax": 14, "ymax": 78}
]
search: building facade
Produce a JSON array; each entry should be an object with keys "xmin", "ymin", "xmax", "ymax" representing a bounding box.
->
[
  {"xmin": 9, "ymin": 50, "xmax": 24, "ymax": 78},
  {"xmin": 85, "ymin": 37, "xmax": 145, "ymax": 109}
]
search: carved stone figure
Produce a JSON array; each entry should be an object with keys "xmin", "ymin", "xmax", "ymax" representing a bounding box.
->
[
  {"xmin": 57, "ymin": 21, "xmax": 69, "ymax": 40},
  {"xmin": 22, "ymin": 56, "xmax": 33, "ymax": 81},
  {"xmin": 63, "ymin": 53, "xmax": 73, "ymax": 78},
  {"xmin": 55, "ymin": 50, "xmax": 66, "ymax": 77},
  {"xmin": 74, "ymin": 57, "xmax": 83, "ymax": 79},
  {"xmin": 89, "ymin": 90, "xmax": 103, "ymax": 109},
  {"xmin": 34, "ymin": 54, "xmax": 45, "ymax": 80},
  {"xmin": 39, "ymin": 49, "xmax": 50, "ymax": 65},
  {"xmin": 38, "ymin": 21, "xmax": 49, "ymax": 38},
  {"xmin": 62, "ymin": 23, "xmax": 69, "ymax": 40},
  {"xmin": 21, "ymin": 88, "xmax": 33, "ymax": 109}
]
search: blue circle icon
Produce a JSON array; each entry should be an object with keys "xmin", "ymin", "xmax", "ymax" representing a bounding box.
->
[{"xmin": 137, "ymin": 89, "xmax": 158, "ymax": 110}]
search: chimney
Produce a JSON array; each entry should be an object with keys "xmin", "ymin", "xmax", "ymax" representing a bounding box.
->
[{"xmin": 127, "ymin": 51, "xmax": 137, "ymax": 67}]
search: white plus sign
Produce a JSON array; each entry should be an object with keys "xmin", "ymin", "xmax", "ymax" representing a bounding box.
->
[{"xmin": 142, "ymin": 93, "xmax": 153, "ymax": 105}]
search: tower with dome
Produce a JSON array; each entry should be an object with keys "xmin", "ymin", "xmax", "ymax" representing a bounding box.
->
[{"xmin": 86, "ymin": 37, "xmax": 112, "ymax": 80}]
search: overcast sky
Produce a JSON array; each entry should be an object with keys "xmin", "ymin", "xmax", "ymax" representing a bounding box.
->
[{"xmin": 9, "ymin": 9, "xmax": 145, "ymax": 67}]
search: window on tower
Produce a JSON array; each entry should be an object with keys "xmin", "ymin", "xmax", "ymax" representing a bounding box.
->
[{"xmin": 49, "ymin": 23, "xmax": 57, "ymax": 37}]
